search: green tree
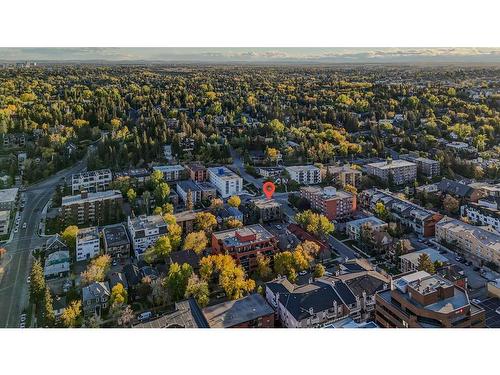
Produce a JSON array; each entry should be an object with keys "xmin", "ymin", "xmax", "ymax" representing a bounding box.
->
[
  {"xmin": 29, "ymin": 260, "xmax": 45, "ymax": 304},
  {"xmin": 374, "ymin": 202, "xmax": 389, "ymax": 221},
  {"xmin": 417, "ymin": 253, "xmax": 435, "ymax": 274},
  {"xmin": 166, "ymin": 263, "xmax": 193, "ymax": 302},
  {"xmin": 185, "ymin": 274, "xmax": 210, "ymax": 307},
  {"xmin": 154, "ymin": 182, "xmax": 170, "ymax": 205}
]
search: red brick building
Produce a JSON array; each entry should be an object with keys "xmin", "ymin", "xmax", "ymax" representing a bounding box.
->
[
  {"xmin": 185, "ymin": 163, "xmax": 208, "ymax": 182},
  {"xmin": 300, "ymin": 186, "xmax": 356, "ymax": 220},
  {"xmin": 211, "ymin": 224, "xmax": 278, "ymax": 272}
]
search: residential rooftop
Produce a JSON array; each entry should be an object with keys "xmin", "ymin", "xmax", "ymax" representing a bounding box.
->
[
  {"xmin": 102, "ymin": 224, "xmax": 130, "ymax": 247},
  {"xmin": 0, "ymin": 187, "xmax": 19, "ymax": 203},
  {"xmin": 77, "ymin": 227, "xmax": 99, "ymax": 243},
  {"xmin": 61, "ymin": 190, "xmax": 122, "ymax": 205},
  {"xmin": 366, "ymin": 159, "xmax": 416, "ymax": 170},
  {"xmin": 213, "ymin": 224, "xmax": 274, "ymax": 247},
  {"xmin": 207, "ymin": 166, "xmax": 241, "ymax": 180}
]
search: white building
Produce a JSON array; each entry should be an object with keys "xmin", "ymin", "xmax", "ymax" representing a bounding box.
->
[
  {"xmin": 285, "ymin": 165, "xmax": 321, "ymax": 185},
  {"xmin": 399, "ymin": 248, "xmax": 448, "ymax": 273},
  {"xmin": 127, "ymin": 214, "xmax": 168, "ymax": 258},
  {"xmin": 71, "ymin": 169, "xmax": 112, "ymax": 194},
  {"xmin": 346, "ymin": 216, "xmax": 388, "ymax": 241},
  {"xmin": 207, "ymin": 167, "xmax": 243, "ymax": 198},
  {"xmin": 76, "ymin": 227, "xmax": 100, "ymax": 262},
  {"xmin": 152, "ymin": 165, "xmax": 185, "ymax": 182},
  {"xmin": 0, "ymin": 187, "xmax": 18, "ymax": 211},
  {"xmin": 461, "ymin": 200, "xmax": 500, "ymax": 233},
  {"xmin": 365, "ymin": 159, "xmax": 417, "ymax": 185}
]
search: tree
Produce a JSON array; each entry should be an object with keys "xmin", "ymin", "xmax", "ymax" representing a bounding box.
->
[
  {"xmin": 417, "ymin": 253, "xmax": 435, "ymax": 274},
  {"xmin": 166, "ymin": 263, "xmax": 193, "ymax": 302},
  {"xmin": 227, "ymin": 195, "xmax": 241, "ymax": 208},
  {"xmin": 225, "ymin": 218, "xmax": 243, "ymax": 229},
  {"xmin": 344, "ymin": 184, "xmax": 357, "ymax": 195},
  {"xmin": 151, "ymin": 277, "xmax": 168, "ymax": 306},
  {"xmin": 295, "ymin": 210, "xmax": 333, "ymax": 238},
  {"xmin": 269, "ymin": 119, "xmax": 285, "ymax": 134},
  {"xmin": 255, "ymin": 253, "xmax": 273, "ymax": 280},
  {"xmin": 443, "ymin": 194, "xmax": 459, "ymax": 214},
  {"xmin": 374, "ymin": 202, "xmax": 389, "ymax": 221},
  {"xmin": 43, "ymin": 286, "xmax": 55, "ymax": 327},
  {"xmin": 61, "ymin": 300, "xmax": 82, "ymax": 328},
  {"xmin": 61, "ymin": 225, "xmax": 78, "ymax": 252},
  {"xmin": 117, "ymin": 305, "xmax": 135, "ymax": 327},
  {"xmin": 297, "ymin": 240, "xmax": 321, "ymax": 260},
  {"xmin": 127, "ymin": 188, "xmax": 137, "ymax": 204},
  {"xmin": 110, "ymin": 283, "xmax": 128, "ymax": 306},
  {"xmin": 314, "ymin": 264, "xmax": 325, "ymax": 278},
  {"xmin": 150, "ymin": 169, "xmax": 164, "ymax": 186},
  {"xmin": 142, "ymin": 190, "xmax": 151, "ymax": 215},
  {"xmin": 144, "ymin": 235, "xmax": 173, "ymax": 263},
  {"xmin": 168, "ymin": 222, "xmax": 183, "ymax": 251},
  {"xmin": 154, "ymin": 182, "xmax": 170, "ymax": 205},
  {"xmin": 195, "ymin": 212, "xmax": 217, "ymax": 233},
  {"xmin": 81, "ymin": 255, "xmax": 111, "ymax": 285},
  {"xmin": 186, "ymin": 189, "xmax": 194, "ymax": 210},
  {"xmin": 29, "ymin": 260, "xmax": 45, "ymax": 304},
  {"xmin": 210, "ymin": 198, "xmax": 224, "ymax": 211},
  {"xmin": 183, "ymin": 231, "xmax": 208, "ymax": 255},
  {"xmin": 185, "ymin": 274, "xmax": 210, "ymax": 307}
]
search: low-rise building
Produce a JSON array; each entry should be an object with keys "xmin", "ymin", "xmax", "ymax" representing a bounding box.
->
[
  {"xmin": 0, "ymin": 187, "xmax": 18, "ymax": 211},
  {"xmin": 346, "ymin": 216, "xmax": 388, "ymax": 241},
  {"xmin": 211, "ymin": 224, "xmax": 278, "ymax": 272},
  {"xmin": 437, "ymin": 178, "xmax": 484, "ymax": 203},
  {"xmin": 113, "ymin": 168, "xmax": 151, "ymax": 187},
  {"xmin": 82, "ymin": 281, "xmax": 111, "ymax": 317},
  {"xmin": 44, "ymin": 250, "xmax": 70, "ymax": 279},
  {"xmin": 102, "ymin": 224, "xmax": 131, "ymax": 259},
  {"xmin": 76, "ymin": 227, "xmax": 100, "ymax": 262},
  {"xmin": 176, "ymin": 180, "xmax": 217, "ymax": 205},
  {"xmin": 399, "ymin": 248, "xmax": 449, "ymax": 273},
  {"xmin": 461, "ymin": 200, "xmax": 500, "ymax": 233},
  {"xmin": 127, "ymin": 214, "xmax": 168, "ymax": 258},
  {"xmin": 0, "ymin": 210, "xmax": 10, "ymax": 236},
  {"xmin": 285, "ymin": 165, "xmax": 321, "ymax": 185},
  {"xmin": 300, "ymin": 186, "xmax": 356, "ymax": 220},
  {"xmin": 152, "ymin": 164, "xmax": 186, "ymax": 182},
  {"xmin": 400, "ymin": 153, "xmax": 440, "ymax": 178},
  {"xmin": 174, "ymin": 210, "xmax": 198, "ymax": 234},
  {"xmin": 365, "ymin": 159, "xmax": 417, "ymax": 185},
  {"xmin": 215, "ymin": 205, "xmax": 244, "ymax": 224},
  {"xmin": 207, "ymin": 166, "xmax": 243, "ymax": 198},
  {"xmin": 360, "ymin": 189, "xmax": 443, "ymax": 237},
  {"xmin": 248, "ymin": 198, "xmax": 283, "ymax": 223},
  {"xmin": 61, "ymin": 190, "xmax": 123, "ymax": 226},
  {"xmin": 256, "ymin": 167, "xmax": 283, "ymax": 178},
  {"xmin": 435, "ymin": 216, "xmax": 500, "ymax": 268},
  {"xmin": 202, "ymin": 293, "xmax": 274, "ymax": 328},
  {"xmin": 323, "ymin": 164, "xmax": 362, "ymax": 188},
  {"xmin": 375, "ymin": 271, "xmax": 485, "ymax": 328},
  {"xmin": 71, "ymin": 169, "xmax": 112, "ymax": 194},
  {"xmin": 134, "ymin": 299, "xmax": 209, "ymax": 328}
]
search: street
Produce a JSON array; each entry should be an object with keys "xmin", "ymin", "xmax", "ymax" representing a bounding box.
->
[{"xmin": 0, "ymin": 157, "xmax": 88, "ymax": 327}]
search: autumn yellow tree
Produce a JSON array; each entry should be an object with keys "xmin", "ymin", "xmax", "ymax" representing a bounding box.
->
[{"xmin": 183, "ymin": 231, "xmax": 208, "ymax": 255}]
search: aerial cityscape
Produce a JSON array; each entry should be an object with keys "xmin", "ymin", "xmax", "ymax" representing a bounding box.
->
[{"xmin": 1, "ymin": 50, "xmax": 500, "ymax": 329}]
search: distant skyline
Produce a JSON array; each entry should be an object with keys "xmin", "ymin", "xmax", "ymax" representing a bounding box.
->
[{"xmin": 1, "ymin": 48, "xmax": 500, "ymax": 63}]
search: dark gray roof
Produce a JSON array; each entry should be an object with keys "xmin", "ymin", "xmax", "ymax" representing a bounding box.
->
[
  {"xmin": 135, "ymin": 299, "xmax": 209, "ymax": 328},
  {"xmin": 437, "ymin": 179, "xmax": 474, "ymax": 198},
  {"xmin": 169, "ymin": 250, "xmax": 200, "ymax": 269},
  {"xmin": 123, "ymin": 264, "xmax": 140, "ymax": 286}
]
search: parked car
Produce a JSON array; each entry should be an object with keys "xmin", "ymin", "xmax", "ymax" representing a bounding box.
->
[
  {"xmin": 20, "ymin": 314, "xmax": 26, "ymax": 323},
  {"xmin": 22, "ymin": 222, "xmax": 27, "ymax": 229},
  {"xmin": 137, "ymin": 311, "xmax": 152, "ymax": 322},
  {"xmin": 471, "ymin": 299, "xmax": 481, "ymax": 305}
]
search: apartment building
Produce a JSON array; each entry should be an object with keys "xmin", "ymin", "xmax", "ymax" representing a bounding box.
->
[
  {"xmin": 248, "ymin": 198, "xmax": 283, "ymax": 223},
  {"xmin": 176, "ymin": 180, "xmax": 217, "ymax": 205},
  {"xmin": 207, "ymin": 166, "xmax": 243, "ymax": 198},
  {"xmin": 71, "ymin": 169, "xmax": 112, "ymax": 194},
  {"xmin": 399, "ymin": 248, "xmax": 448, "ymax": 273},
  {"xmin": 461, "ymin": 199, "xmax": 500, "ymax": 233},
  {"xmin": 256, "ymin": 167, "xmax": 283, "ymax": 178},
  {"xmin": 127, "ymin": 214, "xmax": 168, "ymax": 258},
  {"xmin": 76, "ymin": 227, "xmax": 100, "ymax": 261},
  {"xmin": 435, "ymin": 216, "xmax": 500, "ymax": 268},
  {"xmin": 185, "ymin": 163, "xmax": 208, "ymax": 182},
  {"xmin": 61, "ymin": 190, "xmax": 123, "ymax": 226},
  {"xmin": 360, "ymin": 189, "xmax": 443, "ymax": 237},
  {"xmin": 0, "ymin": 210, "xmax": 10, "ymax": 236},
  {"xmin": 285, "ymin": 165, "xmax": 321, "ymax": 185},
  {"xmin": 365, "ymin": 159, "xmax": 417, "ymax": 185},
  {"xmin": 211, "ymin": 224, "xmax": 278, "ymax": 272},
  {"xmin": 152, "ymin": 164, "xmax": 186, "ymax": 182},
  {"xmin": 375, "ymin": 271, "xmax": 485, "ymax": 328},
  {"xmin": 102, "ymin": 224, "xmax": 131, "ymax": 259},
  {"xmin": 400, "ymin": 153, "xmax": 440, "ymax": 178},
  {"xmin": 323, "ymin": 164, "xmax": 362, "ymax": 188},
  {"xmin": 300, "ymin": 186, "xmax": 356, "ymax": 220},
  {"xmin": 346, "ymin": 216, "xmax": 388, "ymax": 241}
]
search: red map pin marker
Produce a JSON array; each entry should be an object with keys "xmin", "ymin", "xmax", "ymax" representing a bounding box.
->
[{"xmin": 263, "ymin": 181, "xmax": 275, "ymax": 199}]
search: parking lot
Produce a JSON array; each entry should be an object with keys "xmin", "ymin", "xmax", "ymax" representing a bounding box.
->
[{"xmin": 477, "ymin": 298, "xmax": 500, "ymax": 328}]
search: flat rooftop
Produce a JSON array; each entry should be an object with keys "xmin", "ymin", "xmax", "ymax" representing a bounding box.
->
[
  {"xmin": 285, "ymin": 165, "xmax": 320, "ymax": 172},
  {"xmin": 399, "ymin": 248, "xmax": 449, "ymax": 264},
  {"xmin": 202, "ymin": 293, "xmax": 274, "ymax": 328},
  {"xmin": 0, "ymin": 188, "xmax": 18, "ymax": 203},
  {"xmin": 437, "ymin": 217, "xmax": 500, "ymax": 251},
  {"xmin": 102, "ymin": 224, "xmax": 130, "ymax": 247},
  {"xmin": 213, "ymin": 224, "xmax": 274, "ymax": 247},
  {"xmin": 62, "ymin": 190, "xmax": 122, "ymax": 205},
  {"xmin": 77, "ymin": 227, "xmax": 99, "ymax": 242},
  {"xmin": 153, "ymin": 164, "xmax": 185, "ymax": 173},
  {"xmin": 207, "ymin": 166, "xmax": 241, "ymax": 180},
  {"xmin": 129, "ymin": 214, "xmax": 166, "ymax": 230},
  {"xmin": 366, "ymin": 159, "xmax": 416, "ymax": 169},
  {"xmin": 252, "ymin": 198, "xmax": 282, "ymax": 209}
]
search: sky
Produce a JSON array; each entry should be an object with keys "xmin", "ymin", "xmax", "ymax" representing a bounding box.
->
[{"xmin": 1, "ymin": 48, "xmax": 500, "ymax": 63}]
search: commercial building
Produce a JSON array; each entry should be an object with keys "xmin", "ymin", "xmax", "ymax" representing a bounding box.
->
[
  {"xmin": 346, "ymin": 216, "xmax": 388, "ymax": 241},
  {"xmin": 399, "ymin": 248, "xmax": 448, "ymax": 273},
  {"xmin": 400, "ymin": 153, "xmax": 440, "ymax": 178},
  {"xmin": 202, "ymin": 293, "xmax": 274, "ymax": 328},
  {"xmin": 207, "ymin": 166, "xmax": 243, "ymax": 198},
  {"xmin": 61, "ymin": 190, "xmax": 123, "ymax": 226},
  {"xmin": 365, "ymin": 159, "xmax": 417, "ymax": 185},
  {"xmin": 102, "ymin": 224, "xmax": 131, "ymax": 259},
  {"xmin": 71, "ymin": 169, "xmax": 112, "ymax": 194},
  {"xmin": 323, "ymin": 165, "xmax": 362, "ymax": 188},
  {"xmin": 435, "ymin": 216, "xmax": 500, "ymax": 268},
  {"xmin": 152, "ymin": 164, "xmax": 186, "ymax": 182},
  {"xmin": 127, "ymin": 214, "xmax": 168, "ymax": 258},
  {"xmin": 0, "ymin": 188, "xmax": 18, "ymax": 211},
  {"xmin": 211, "ymin": 224, "xmax": 278, "ymax": 272},
  {"xmin": 176, "ymin": 180, "xmax": 217, "ymax": 205},
  {"xmin": 300, "ymin": 186, "xmax": 356, "ymax": 220},
  {"xmin": 76, "ymin": 227, "xmax": 100, "ymax": 262},
  {"xmin": 285, "ymin": 165, "xmax": 321, "ymax": 185},
  {"xmin": 248, "ymin": 198, "xmax": 283, "ymax": 223},
  {"xmin": 185, "ymin": 163, "xmax": 208, "ymax": 182},
  {"xmin": 375, "ymin": 271, "xmax": 485, "ymax": 328},
  {"xmin": 360, "ymin": 189, "xmax": 443, "ymax": 237}
]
